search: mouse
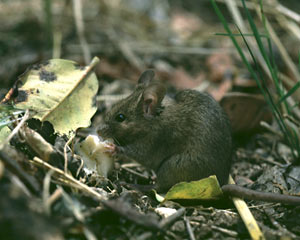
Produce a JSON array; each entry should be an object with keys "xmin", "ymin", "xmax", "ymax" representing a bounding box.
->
[
  {"xmin": 98, "ymin": 70, "xmax": 300, "ymax": 205},
  {"xmin": 98, "ymin": 69, "xmax": 232, "ymax": 192}
]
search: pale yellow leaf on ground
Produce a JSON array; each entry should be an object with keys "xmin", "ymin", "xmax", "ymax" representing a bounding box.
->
[
  {"xmin": 14, "ymin": 58, "xmax": 99, "ymax": 136},
  {"xmin": 164, "ymin": 175, "xmax": 223, "ymax": 201}
]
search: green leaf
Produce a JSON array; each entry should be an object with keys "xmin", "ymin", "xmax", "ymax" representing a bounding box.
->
[
  {"xmin": 14, "ymin": 57, "xmax": 99, "ymax": 136},
  {"xmin": 164, "ymin": 175, "xmax": 223, "ymax": 201}
]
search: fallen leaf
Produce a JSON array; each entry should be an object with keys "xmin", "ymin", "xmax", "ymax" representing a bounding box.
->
[
  {"xmin": 11, "ymin": 58, "xmax": 99, "ymax": 136},
  {"xmin": 220, "ymin": 92, "xmax": 272, "ymax": 134},
  {"xmin": 164, "ymin": 175, "xmax": 223, "ymax": 201}
]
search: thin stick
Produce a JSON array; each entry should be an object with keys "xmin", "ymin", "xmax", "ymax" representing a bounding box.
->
[
  {"xmin": 1, "ymin": 110, "xmax": 29, "ymax": 147},
  {"xmin": 72, "ymin": 0, "xmax": 91, "ymax": 64},
  {"xmin": 228, "ymin": 175, "xmax": 265, "ymax": 240},
  {"xmin": 32, "ymin": 156, "xmax": 162, "ymax": 231},
  {"xmin": 252, "ymin": 1, "xmax": 300, "ymax": 82},
  {"xmin": 184, "ymin": 216, "xmax": 196, "ymax": 240},
  {"xmin": 64, "ymin": 135, "xmax": 74, "ymax": 173},
  {"xmin": 43, "ymin": 169, "xmax": 54, "ymax": 215}
]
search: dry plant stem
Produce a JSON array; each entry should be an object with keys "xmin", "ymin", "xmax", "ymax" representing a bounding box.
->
[
  {"xmin": 43, "ymin": 169, "xmax": 54, "ymax": 215},
  {"xmin": 283, "ymin": 114, "xmax": 300, "ymax": 127},
  {"xmin": 97, "ymin": 94, "xmax": 130, "ymax": 102},
  {"xmin": 33, "ymin": 156, "xmax": 107, "ymax": 200},
  {"xmin": 225, "ymin": 0, "xmax": 300, "ymax": 119},
  {"xmin": 225, "ymin": 0, "xmax": 271, "ymax": 79},
  {"xmin": 227, "ymin": 175, "xmax": 265, "ymax": 240},
  {"xmin": 131, "ymin": 45, "xmax": 234, "ymax": 55},
  {"xmin": 64, "ymin": 135, "xmax": 74, "ymax": 173},
  {"xmin": 32, "ymin": 156, "xmax": 163, "ymax": 231},
  {"xmin": 184, "ymin": 216, "xmax": 196, "ymax": 240},
  {"xmin": 72, "ymin": 0, "xmax": 91, "ymax": 64},
  {"xmin": 20, "ymin": 126, "xmax": 55, "ymax": 162},
  {"xmin": 75, "ymin": 154, "xmax": 84, "ymax": 177},
  {"xmin": 276, "ymin": 3, "xmax": 300, "ymax": 23},
  {"xmin": 255, "ymin": 154, "xmax": 285, "ymax": 167},
  {"xmin": 107, "ymin": 29, "xmax": 144, "ymax": 70},
  {"xmin": 1, "ymin": 109, "xmax": 29, "ymax": 147},
  {"xmin": 274, "ymin": 10, "xmax": 300, "ymax": 41},
  {"xmin": 45, "ymin": 188, "xmax": 63, "ymax": 211},
  {"xmin": 83, "ymin": 227, "xmax": 97, "ymax": 240},
  {"xmin": 121, "ymin": 166, "xmax": 149, "ymax": 180},
  {"xmin": 68, "ymin": 43, "xmax": 234, "ymax": 55},
  {"xmin": 251, "ymin": 0, "xmax": 300, "ymax": 83},
  {"xmin": 217, "ymin": 0, "xmax": 300, "ymax": 23},
  {"xmin": 211, "ymin": 225, "xmax": 238, "ymax": 237},
  {"xmin": 260, "ymin": 121, "xmax": 283, "ymax": 139}
]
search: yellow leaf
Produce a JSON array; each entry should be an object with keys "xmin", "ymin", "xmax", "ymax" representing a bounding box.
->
[
  {"xmin": 14, "ymin": 57, "xmax": 99, "ymax": 136},
  {"xmin": 164, "ymin": 175, "xmax": 223, "ymax": 201}
]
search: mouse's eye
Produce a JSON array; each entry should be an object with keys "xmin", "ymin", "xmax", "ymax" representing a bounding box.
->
[{"xmin": 115, "ymin": 113, "xmax": 126, "ymax": 122}]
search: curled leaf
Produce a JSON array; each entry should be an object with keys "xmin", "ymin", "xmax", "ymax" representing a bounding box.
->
[{"xmin": 164, "ymin": 175, "xmax": 223, "ymax": 201}]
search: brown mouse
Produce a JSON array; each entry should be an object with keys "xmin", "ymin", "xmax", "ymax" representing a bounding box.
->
[
  {"xmin": 98, "ymin": 70, "xmax": 300, "ymax": 205},
  {"xmin": 98, "ymin": 69, "xmax": 232, "ymax": 192}
]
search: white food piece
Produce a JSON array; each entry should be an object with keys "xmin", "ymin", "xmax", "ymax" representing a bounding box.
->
[
  {"xmin": 75, "ymin": 135, "xmax": 114, "ymax": 177},
  {"xmin": 155, "ymin": 207, "xmax": 177, "ymax": 218}
]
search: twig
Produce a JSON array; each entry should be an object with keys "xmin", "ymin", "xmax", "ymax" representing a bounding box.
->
[
  {"xmin": 19, "ymin": 125, "xmax": 56, "ymax": 162},
  {"xmin": 211, "ymin": 225, "xmax": 238, "ymax": 237},
  {"xmin": 121, "ymin": 166, "xmax": 149, "ymax": 180},
  {"xmin": 184, "ymin": 216, "xmax": 196, "ymax": 240},
  {"xmin": 64, "ymin": 135, "xmax": 74, "ymax": 173},
  {"xmin": 107, "ymin": 29, "xmax": 144, "ymax": 71},
  {"xmin": 251, "ymin": 0, "xmax": 300, "ymax": 83},
  {"xmin": 260, "ymin": 121, "xmax": 283, "ymax": 139},
  {"xmin": 227, "ymin": 175, "xmax": 265, "ymax": 240},
  {"xmin": 97, "ymin": 94, "xmax": 130, "ymax": 102},
  {"xmin": 216, "ymin": 0, "xmax": 300, "ymax": 23},
  {"xmin": 43, "ymin": 169, "xmax": 54, "ymax": 215},
  {"xmin": 32, "ymin": 156, "xmax": 163, "ymax": 231},
  {"xmin": 45, "ymin": 188, "xmax": 63, "ymax": 212},
  {"xmin": 276, "ymin": 3, "xmax": 300, "ymax": 23},
  {"xmin": 72, "ymin": 0, "xmax": 91, "ymax": 64},
  {"xmin": 1, "ymin": 109, "xmax": 29, "ymax": 147}
]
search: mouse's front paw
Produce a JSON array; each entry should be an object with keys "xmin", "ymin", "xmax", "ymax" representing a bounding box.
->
[{"xmin": 103, "ymin": 142, "xmax": 117, "ymax": 156}]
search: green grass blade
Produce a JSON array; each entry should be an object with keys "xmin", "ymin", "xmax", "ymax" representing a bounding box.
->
[{"xmin": 279, "ymin": 82, "xmax": 300, "ymax": 104}]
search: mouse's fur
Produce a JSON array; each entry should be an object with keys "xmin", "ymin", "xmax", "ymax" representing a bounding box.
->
[{"xmin": 99, "ymin": 70, "xmax": 232, "ymax": 192}]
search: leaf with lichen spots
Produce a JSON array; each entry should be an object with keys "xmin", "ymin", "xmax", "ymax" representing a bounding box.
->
[
  {"xmin": 163, "ymin": 175, "xmax": 223, "ymax": 201},
  {"xmin": 13, "ymin": 57, "xmax": 99, "ymax": 137}
]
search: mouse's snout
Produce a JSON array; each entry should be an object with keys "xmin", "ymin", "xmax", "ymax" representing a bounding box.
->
[{"xmin": 97, "ymin": 123, "xmax": 110, "ymax": 137}]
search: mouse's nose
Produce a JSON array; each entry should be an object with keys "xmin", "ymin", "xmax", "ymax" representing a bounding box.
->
[{"xmin": 97, "ymin": 123, "xmax": 109, "ymax": 136}]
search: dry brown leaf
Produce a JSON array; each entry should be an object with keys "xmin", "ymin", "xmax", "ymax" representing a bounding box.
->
[{"xmin": 220, "ymin": 92, "xmax": 272, "ymax": 134}]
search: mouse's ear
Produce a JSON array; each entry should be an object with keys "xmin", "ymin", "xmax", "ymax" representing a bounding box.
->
[
  {"xmin": 138, "ymin": 69, "xmax": 155, "ymax": 85},
  {"xmin": 142, "ymin": 83, "xmax": 166, "ymax": 117}
]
